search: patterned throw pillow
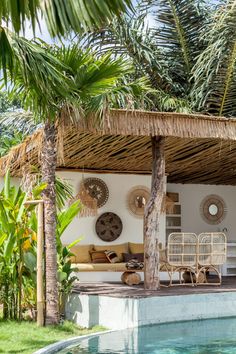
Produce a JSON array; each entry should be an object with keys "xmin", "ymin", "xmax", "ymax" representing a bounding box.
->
[
  {"xmin": 123, "ymin": 253, "xmax": 144, "ymax": 263},
  {"xmin": 105, "ymin": 250, "xmax": 120, "ymax": 263},
  {"xmin": 90, "ymin": 251, "xmax": 109, "ymax": 263}
]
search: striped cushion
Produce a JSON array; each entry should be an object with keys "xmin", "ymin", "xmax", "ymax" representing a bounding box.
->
[
  {"xmin": 105, "ymin": 250, "xmax": 120, "ymax": 263},
  {"xmin": 90, "ymin": 251, "xmax": 109, "ymax": 263}
]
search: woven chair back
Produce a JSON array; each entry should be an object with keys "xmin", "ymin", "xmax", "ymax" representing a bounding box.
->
[
  {"xmin": 167, "ymin": 232, "xmax": 198, "ymax": 267},
  {"xmin": 198, "ymin": 232, "xmax": 226, "ymax": 266}
]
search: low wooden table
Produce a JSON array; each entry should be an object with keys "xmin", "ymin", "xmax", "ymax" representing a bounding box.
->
[{"xmin": 121, "ymin": 271, "xmax": 141, "ymax": 286}]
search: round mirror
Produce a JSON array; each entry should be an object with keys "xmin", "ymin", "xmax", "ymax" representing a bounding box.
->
[
  {"xmin": 209, "ymin": 204, "xmax": 218, "ymax": 216},
  {"xmin": 200, "ymin": 195, "xmax": 227, "ymax": 225}
]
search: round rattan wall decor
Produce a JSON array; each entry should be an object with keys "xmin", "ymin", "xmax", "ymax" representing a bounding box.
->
[
  {"xmin": 127, "ymin": 186, "xmax": 150, "ymax": 218},
  {"xmin": 83, "ymin": 177, "xmax": 109, "ymax": 208},
  {"xmin": 200, "ymin": 194, "xmax": 227, "ymax": 225},
  {"xmin": 95, "ymin": 212, "xmax": 123, "ymax": 241}
]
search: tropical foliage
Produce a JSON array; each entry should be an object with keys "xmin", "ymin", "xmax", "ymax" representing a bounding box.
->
[
  {"xmin": 81, "ymin": 0, "xmax": 209, "ymax": 112},
  {"xmin": 83, "ymin": 0, "xmax": 236, "ymax": 117},
  {"xmin": 0, "ymin": 111, "xmax": 35, "ymax": 158},
  {"xmin": 0, "ymin": 171, "xmax": 43, "ymax": 320},
  {"xmin": 0, "ymin": 0, "xmax": 143, "ymax": 326},
  {"xmin": 192, "ymin": 1, "xmax": 236, "ymax": 117},
  {"xmin": 0, "ymin": 172, "xmax": 81, "ymax": 320},
  {"xmin": 0, "ymin": 0, "xmax": 133, "ymax": 36},
  {"xmin": 0, "ymin": 1, "xmax": 133, "ymax": 82}
]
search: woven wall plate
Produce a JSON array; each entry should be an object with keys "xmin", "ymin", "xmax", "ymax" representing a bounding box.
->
[
  {"xmin": 95, "ymin": 212, "xmax": 123, "ymax": 241},
  {"xmin": 83, "ymin": 177, "xmax": 109, "ymax": 208},
  {"xmin": 200, "ymin": 194, "xmax": 227, "ymax": 225},
  {"xmin": 127, "ymin": 186, "xmax": 150, "ymax": 218}
]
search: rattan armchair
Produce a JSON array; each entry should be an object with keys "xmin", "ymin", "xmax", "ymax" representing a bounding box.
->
[
  {"xmin": 197, "ymin": 232, "xmax": 227, "ymax": 285},
  {"xmin": 165, "ymin": 232, "xmax": 227, "ymax": 286},
  {"xmin": 167, "ymin": 232, "xmax": 198, "ymax": 286}
]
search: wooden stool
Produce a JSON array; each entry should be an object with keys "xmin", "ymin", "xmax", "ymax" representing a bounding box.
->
[{"xmin": 121, "ymin": 271, "xmax": 141, "ymax": 286}]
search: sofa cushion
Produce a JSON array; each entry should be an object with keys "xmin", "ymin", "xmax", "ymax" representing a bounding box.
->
[
  {"xmin": 70, "ymin": 244, "xmax": 93, "ymax": 263},
  {"xmin": 94, "ymin": 243, "xmax": 129, "ymax": 262},
  {"xmin": 90, "ymin": 251, "xmax": 109, "ymax": 263},
  {"xmin": 105, "ymin": 250, "xmax": 120, "ymax": 263},
  {"xmin": 129, "ymin": 242, "xmax": 144, "ymax": 254},
  {"xmin": 74, "ymin": 263, "xmax": 131, "ymax": 272},
  {"xmin": 123, "ymin": 252, "xmax": 144, "ymax": 262},
  {"xmin": 73, "ymin": 262, "xmax": 174, "ymax": 272}
]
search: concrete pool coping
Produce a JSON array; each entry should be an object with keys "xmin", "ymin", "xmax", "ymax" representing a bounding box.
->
[
  {"xmin": 33, "ymin": 329, "xmax": 115, "ymax": 354},
  {"xmin": 66, "ymin": 290, "xmax": 236, "ymax": 329},
  {"xmin": 34, "ymin": 285, "xmax": 236, "ymax": 353}
]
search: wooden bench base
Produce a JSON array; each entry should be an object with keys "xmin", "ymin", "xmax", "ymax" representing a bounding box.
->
[{"xmin": 121, "ymin": 271, "xmax": 141, "ymax": 286}]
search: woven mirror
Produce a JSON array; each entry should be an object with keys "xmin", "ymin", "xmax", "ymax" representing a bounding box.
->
[
  {"xmin": 127, "ymin": 186, "xmax": 150, "ymax": 218},
  {"xmin": 200, "ymin": 195, "xmax": 227, "ymax": 225},
  {"xmin": 83, "ymin": 177, "xmax": 109, "ymax": 208},
  {"xmin": 95, "ymin": 212, "xmax": 123, "ymax": 241}
]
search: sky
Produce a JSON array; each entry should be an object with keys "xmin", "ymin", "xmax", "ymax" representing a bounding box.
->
[
  {"xmin": 23, "ymin": 0, "xmax": 222, "ymax": 45},
  {"xmin": 23, "ymin": 19, "xmax": 55, "ymax": 44}
]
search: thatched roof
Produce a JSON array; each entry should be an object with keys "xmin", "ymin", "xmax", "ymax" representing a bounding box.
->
[{"xmin": 1, "ymin": 108, "xmax": 236, "ymax": 185}]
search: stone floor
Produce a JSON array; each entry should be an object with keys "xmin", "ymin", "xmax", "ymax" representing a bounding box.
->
[{"xmin": 73, "ymin": 276, "xmax": 236, "ymax": 298}]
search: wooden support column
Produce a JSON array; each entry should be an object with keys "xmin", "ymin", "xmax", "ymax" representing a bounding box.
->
[
  {"xmin": 37, "ymin": 201, "xmax": 45, "ymax": 326},
  {"xmin": 144, "ymin": 136, "xmax": 165, "ymax": 290}
]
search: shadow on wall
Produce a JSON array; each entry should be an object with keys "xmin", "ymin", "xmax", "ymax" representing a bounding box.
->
[
  {"xmin": 65, "ymin": 293, "xmax": 100, "ymax": 328},
  {"xmin": 88, "ymin": 295, "xmax": 99, "ymax": 327}
]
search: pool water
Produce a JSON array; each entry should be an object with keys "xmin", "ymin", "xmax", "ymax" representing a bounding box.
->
[{"xmin": 58, "ymin": 317, "xmax": 236, "ymax": 353}]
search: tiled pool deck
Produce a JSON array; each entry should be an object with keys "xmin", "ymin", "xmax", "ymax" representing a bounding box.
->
[{"xmin": 72, "ymin": 276, "xmax": 236, "ymax": 298}]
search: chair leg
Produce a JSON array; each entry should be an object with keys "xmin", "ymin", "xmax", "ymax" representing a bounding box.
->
[{"xmin": 189, "ymin": 271, "xmax": 194, "ymax": 287}]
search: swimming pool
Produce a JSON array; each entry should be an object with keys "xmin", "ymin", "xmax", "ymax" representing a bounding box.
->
[{"xmin": 58, "ymin": 317, "xmax": 236, "ymax": 353}]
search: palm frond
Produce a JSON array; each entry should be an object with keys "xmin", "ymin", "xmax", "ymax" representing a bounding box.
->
[
  {"xmin": 82, "ymin": 13, "xmax": 169, "ymax": 90},
  {"xmin": 0, "ymin": 111, "xmax": 36, "ymax": 134},
  {"xmin": 41, "ymin": 0, "xmax": 133, "ymax": 37},
  {"xmin": 0, "ymin": 111, "xmax": 37, "ymax": 157},
  {"xmin": 0, "ymin": 0, "xmax": 132, "ymax": 36},
  {"xmin": 2, "ymin": 32, "xmax": 72, "ymax": 120},
  {"xmin": 80, "ymin": 0, "xmax": 208, "ymax": 110},
  {"xmin": 52, "ymin": 44, "xmax": 153, "ymax": 118},
  {"xmin": 0, "ymin": 0, "xmax": 39, "ymax": 34},
  {"xmin": 191, "ymin": 1, "xmax": 236, "ymax": 116},
  {"xmin": 154, "ymin": 0, "xmax": 210, "ymax": 85}
]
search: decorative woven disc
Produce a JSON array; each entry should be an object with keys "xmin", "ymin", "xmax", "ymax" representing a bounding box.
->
[
  {"xmin": 95, "ymin": 212, "xmax": 123, "ymax": 241},
  {"xmin": 83, "ymin": 178, "xmax": 109, "ymax": 208},
  {"xmin": 127, "ymin": 186, "xmax": 150, "ymax": 218},
  {"xmin": 200, "ymin": 195, "xmax": 227, "ymax": 225}
]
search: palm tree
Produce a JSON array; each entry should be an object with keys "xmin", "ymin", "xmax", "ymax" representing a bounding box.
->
[
  {"xmin": 82, "ymin": 0, "xmax": 212, "ymax": 112},
  {"xmin": 0, "ymin": 0, "xmax": 144, "ymax": 324},
  {"xmin": 0, "ymin": 1, "xmax": 134, "ymax": 92},
  {"xmin": 7, "ymin": 40, "xmax": 151, "ymax": 323},
  {"xmin": 80, "ymin": 0, "xmax": 213, "ymax": 289}
]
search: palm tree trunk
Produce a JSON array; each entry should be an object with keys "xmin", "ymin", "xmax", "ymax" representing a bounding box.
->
[
  {"xmin": 42, "ymin": 121, "xmax": 59, "ymax": 325},
  {"xmin": 144, "ymin": 136, "xmax": 165, "ymax": 290}
]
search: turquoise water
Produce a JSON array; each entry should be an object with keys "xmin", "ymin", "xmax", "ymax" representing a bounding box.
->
[{"xmin": 58, "ymin": 318, "xmax": 236, "ymax": 353}]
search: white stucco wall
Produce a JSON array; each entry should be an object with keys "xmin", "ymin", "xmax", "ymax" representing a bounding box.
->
[
  {"xmin": 56, "ymin": 171, "xmax": 166, "ymax": 281},
  {"xmin": 56, "ymin": 171, "xmax": 166, "ymax": 247},
  {"xmin": 167, "ymin": 183, "xmax": 235, "ymax": 241},
  {"xmin": 1, "ymin": 172, "xmax": 236, "ymax": 280}
]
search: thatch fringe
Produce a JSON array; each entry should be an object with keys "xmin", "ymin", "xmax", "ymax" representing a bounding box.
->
[
  {"xmin": 0, "ymin": 129, "xmax": 43, "ymax": 177},
  {"xmin": 1, "ymin": 109, "xmax": 236, "ymax": 184},
  {"xmin": 70, "ymin": 109, "xmax": 236, "ymax": 141}
]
